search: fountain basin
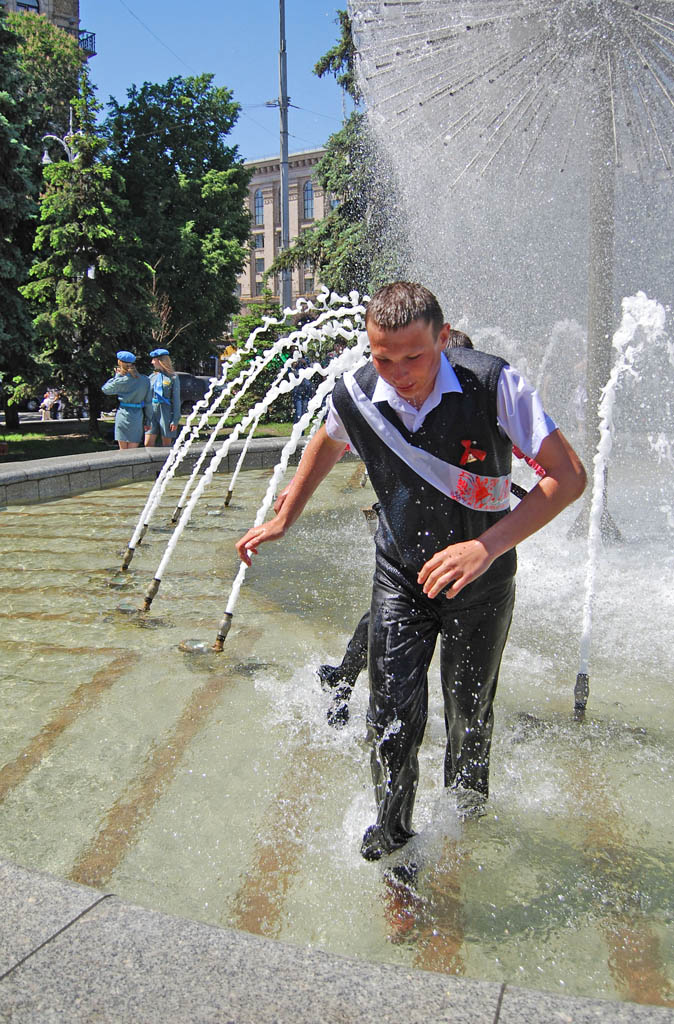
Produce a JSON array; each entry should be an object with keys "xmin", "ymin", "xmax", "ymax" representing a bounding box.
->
[{"xmin": 1, "ymin": 452, "xmax": 673, "ymax": 1019}]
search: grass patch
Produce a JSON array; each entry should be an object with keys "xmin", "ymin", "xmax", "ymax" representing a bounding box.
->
[{"xmin": 0, "ymin": 432, "xmax": 116, "ymax": 462}]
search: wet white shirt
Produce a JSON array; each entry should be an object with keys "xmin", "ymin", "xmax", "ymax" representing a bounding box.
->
[{"xmin": 325, "ymin": 352, "xmax": 556, "ymax": 459}]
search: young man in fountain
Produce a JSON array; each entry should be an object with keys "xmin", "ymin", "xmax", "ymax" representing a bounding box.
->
[{"xmin": 236, "ymin": 281, "xmax": 586, "ymax": 868}]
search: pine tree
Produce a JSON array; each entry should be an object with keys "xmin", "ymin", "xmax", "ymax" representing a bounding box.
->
[
  {"xmin": 0, "ymin": 9, "xmax": 37, "ymax": 428},
  {"xmin": 21, "ymin": 73, "xmax": 154, "ymax": 432}
]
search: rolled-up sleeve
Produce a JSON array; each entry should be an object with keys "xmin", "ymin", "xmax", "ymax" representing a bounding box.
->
[
  {"xmin": 496, "ymin": 367, "xmax": 557, "ymax": 458},
  {"xmin": 325, "ymin": 394, "xmax": 352, "ymax": 445}
]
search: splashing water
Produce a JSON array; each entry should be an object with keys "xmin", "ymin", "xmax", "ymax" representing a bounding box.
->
[
  {"xmin": 578, "ymin": 292, "xmax": 666, "ymax": 679},
  {"xmin": 140, "ymin": 291, "xmax": 370, "ymax": 617}
]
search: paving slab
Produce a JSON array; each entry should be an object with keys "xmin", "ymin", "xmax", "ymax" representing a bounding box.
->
[
  {"xmin": 0, "ymin": 859, "xmax": 107, "ymax": 978},
  {"xmin": 499, "ymin": 984, "xmax": 674, "ymax": 1022},
  {"xmin": 0, "ymin": 895, "xmax": 501, "ymax": 1024}
]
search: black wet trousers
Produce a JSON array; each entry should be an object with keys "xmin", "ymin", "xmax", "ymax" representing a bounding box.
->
[
  {"xmin": 339, "ymin": 611, "xmax": 369, "ymax": 680},
  {"xmin": 366, "ymin": 557, "xmax": 515, "ymax": 853}
]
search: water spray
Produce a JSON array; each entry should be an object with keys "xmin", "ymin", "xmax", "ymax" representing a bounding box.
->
[
  {"xmin": 139, "ymin": 296, "xmax": 367, "ymax": 622},
  {"xmin": 575, "ymin": 292, "xmax": 665, "ymax": 718},
  {"xmin": 208, "ymin": 335, "xmax": 370, "ymax": 651},
  {"xmin": 118, "ymin": 296, "xmax": 332, "ymax": 568},
  {"xmin": 224, "ymin": 415, "xmax": 262, "ymax": 508}
]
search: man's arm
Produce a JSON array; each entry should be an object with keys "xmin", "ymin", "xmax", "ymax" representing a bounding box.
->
[
  {"xmin": 235, "ymin": 425, "xmax": 347, "ymax": 565},
  {"xmin": 418, "ymin": 428, "xmax": 586, "ymax": 599}
]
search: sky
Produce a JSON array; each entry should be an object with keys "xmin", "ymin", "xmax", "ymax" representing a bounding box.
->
[{"xmin": 79, "ymin": 0, "xmax": 351, "ymax": 162}]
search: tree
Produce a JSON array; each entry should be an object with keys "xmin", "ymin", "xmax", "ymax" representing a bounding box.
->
[
  {"xmin": 1, "ymin": 11, "xmax": 83, "ymax": 427},
  {"xmin": 0, "ymin": 10, "xmax": 38, "ymax": 428},
  {"xmin": 6, "ymin": 11, "xmax": 82, "ymax": 165},
  {"xmin": 268, "ymin": 10, "xmax": 403, "ymax": 296},
  {"xmin": 105, "ymin": 74, "xmax": 252, "ymax": 370},
  {"xmin": 21, "ymin": 73, "xmax": 154, "ymax": 432}
]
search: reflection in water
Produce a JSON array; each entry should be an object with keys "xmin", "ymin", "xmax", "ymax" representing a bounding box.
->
[{"xmin": 0, "ymin": 462, "xmax": 673, "ymax": 1006}]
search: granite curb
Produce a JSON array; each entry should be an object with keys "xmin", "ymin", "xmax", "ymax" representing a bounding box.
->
[
  {"xmin": 0, "ymin": 437, "xmax": 312, "ymax": 507},
  {"xmin": 2, "ymin": 857, "xmax": 672, "ymax": 1024}
]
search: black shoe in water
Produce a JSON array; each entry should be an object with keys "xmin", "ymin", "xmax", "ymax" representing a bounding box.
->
[
  {"xmin": 361, "ymin": 824, "xmax": 388, "ymax": 861},
  {"xmin": 384, "ymin": 860, "xmax": 419, "ymax": 888},
  {"xmin": 326, "ymin": 684, "xmax": 352, "ymax": 729}
]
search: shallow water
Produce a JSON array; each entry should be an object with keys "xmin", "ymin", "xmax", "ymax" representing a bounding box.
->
[{"xmin": 0, "ymin": 460, "xmax": 673, "ymax": 1006}]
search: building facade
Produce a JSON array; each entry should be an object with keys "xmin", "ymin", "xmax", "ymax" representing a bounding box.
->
[
  {"xmin": 237, "ymin": 147, "xmax": 333, "ymax": 310},
  {"xmin": 1, "ymin": 0, "xmax": 95, "ymax": 56}
]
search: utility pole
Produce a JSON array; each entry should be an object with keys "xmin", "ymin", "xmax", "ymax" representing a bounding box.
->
[{"xmin": 279, "ymin": 0, "xmax": 292, "ymax": 311}]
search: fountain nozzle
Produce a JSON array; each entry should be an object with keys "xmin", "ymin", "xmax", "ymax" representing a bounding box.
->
[
  {"xmin": 142, "ymin": 577, "xmax": 161, "ymax": 612},
  {"xmin": 224, "ymin": 488, "xmax": 234, "ymax": 508},
  {"xmin": 574, "ymin": 672, "xmax": 589, "ymax": 719},
  {"xmin": 171, "ymin": 504, "xmax": 183, "ymax": 524},
  {"xmin": 212, "ymin": 612, "xmax": 233, "ymax": 652},
  {"xmin": 121, "ymin": 545, "xmax": 136, "ymax": 571}
]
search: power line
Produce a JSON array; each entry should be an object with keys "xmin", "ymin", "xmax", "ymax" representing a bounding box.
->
[{"xmin": 116, "ymin": 0, "xmax": 198, "ymax": 73}]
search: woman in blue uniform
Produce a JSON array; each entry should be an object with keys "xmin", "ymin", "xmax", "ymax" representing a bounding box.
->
[
  {"xmin": 101, "ymin": 350, "xmax": 152, "ymax": 450},
  {"xmin": 145, "ymin": 348, "xmax": 181, "ymax": 447}
]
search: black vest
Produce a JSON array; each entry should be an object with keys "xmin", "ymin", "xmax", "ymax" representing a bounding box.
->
[{"xmin": 332, "ymin": 348, "xmax": 517, "ymax": 598}]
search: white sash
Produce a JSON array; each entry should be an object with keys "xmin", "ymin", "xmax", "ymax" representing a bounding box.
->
[{"xmin": 343, "ymin": 373, "xmax": 512, "ymax": 512}]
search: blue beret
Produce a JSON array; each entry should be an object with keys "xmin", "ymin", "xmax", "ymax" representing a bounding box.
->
[
  {"xmin": 149, "ymin": 348, "xmax": 170, "ymax": 357},
  {"xmin": 117, "ymin": 350, "xmax": 136, "ymax": 363}
]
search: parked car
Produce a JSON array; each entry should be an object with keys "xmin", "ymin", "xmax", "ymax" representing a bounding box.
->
[{"xmin": 176, "ymin": 373, "xmax": 217, "ymax": 416}]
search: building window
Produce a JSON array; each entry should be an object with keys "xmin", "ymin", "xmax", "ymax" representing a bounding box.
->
[
  {"xmin": 234, "ymin": 283, "xmax": 241, "ymax": 297},
  {"xmin": 254, "ymin": 189, "xmax": 264, "ymax": 226},
  {"xmin": 17, "ymin": 0, "xmax": 40, "ymax": 9},
  {"xmin": 255, "ymin": 258, "xmax": 265, "ymax": 274},
  {"xmin": 253, "ymin": 234, "xmax": 264, "ymax": 249},
  {"xmin": 304, "ymin": 277, "xmax": 314, "ymax": 294},
  {"xmin": 255, "ymin": 280, "xmax": 265, "ymax": 297},
  {"xmin": 303, "ymin": 180, "xmax": 314, "ymax": 220},
  {"xmin": 330, "ymin": 194, "xmax": 339, "ymax": 211}
]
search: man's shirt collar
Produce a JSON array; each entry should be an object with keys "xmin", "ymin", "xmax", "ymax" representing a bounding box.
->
[{"xmin": 371, "ymin": 352, "xmax": 463, "ymax": 432}]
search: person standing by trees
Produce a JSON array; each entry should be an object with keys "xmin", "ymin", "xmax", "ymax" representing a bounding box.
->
[
  {"xmin": 145, "ymin": 348, "xmax": 181, "ymax": 447},
  {"xmin": 101, "ymin": 351, "xmax": 151, "ymax": 451}
]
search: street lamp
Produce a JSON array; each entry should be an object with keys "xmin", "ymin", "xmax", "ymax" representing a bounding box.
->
[
  {"xmin": 41, "ymin": 108, "xmax": 77, "ymax": 164},
  {"xmin": 41, "ymin": 134, "xmax": 75, "ymax": 164},
  {"xmin": 40, "ymin": 119, "xmax": 95, "ymax": 281}
]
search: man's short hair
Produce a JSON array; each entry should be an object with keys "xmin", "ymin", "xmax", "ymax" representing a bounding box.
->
[
  {"xmin": 365, "ymin": 282, "xmax": 444, "ymax": 336},
  {"xmin": 446, "ymin": 329, "xmax": 473, "ymax": 350}
]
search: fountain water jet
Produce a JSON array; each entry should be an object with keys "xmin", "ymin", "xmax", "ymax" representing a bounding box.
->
[
  {"xmin": 135, "ymin": 293, "xmax": 368, "ymax": 634},
  {"xmin": 350, "ymin": 0, "xmax": 673, "ymax": 504},
  {"xmin": 349, "ymin": 0, "xmax": 673, "ymax": 709}
]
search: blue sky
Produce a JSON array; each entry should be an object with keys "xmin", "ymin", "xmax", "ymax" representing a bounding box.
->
[{"xmin": 79, "ymin": 0, "xmax": 350, "ymax": 161}]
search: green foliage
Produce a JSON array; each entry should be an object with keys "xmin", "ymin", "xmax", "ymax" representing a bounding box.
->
[
  {"xmin": 20, "ymin": 73, "xmax": 154, "ymax": 429},
  {"xmin": 6, "ymin": 10, "xmax": 82, "ymax": 154},
  {"xmin": 313, "ymin": 9, "xmax": 360, "ymax": 102},
  {"xmin": 0, "ymin": 9, "xmax": 38, "ymax": 418},
  {"xmin": 105, "ymin": 74, "xmax": 252, "ymax": 369},
  {"xmin": 270, "ymin": 111, "xmax": 402, "ymax": 296}
]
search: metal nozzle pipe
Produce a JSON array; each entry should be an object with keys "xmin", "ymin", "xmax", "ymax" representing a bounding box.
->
[
  {"xmin": 121, "ymin": 546, "xmax": 135, "ymax": 571},
  {"xmin": 574, "ymin": 672, "xmax": 589, "ymax": 716},
  {"xmin": 170, "ymin": 504, "xmax": 183, "ymax": 524},
  {"xmin": 224, "ymin": 488, "xmax": 234, "ymax": 508},
  {"xmin": 142, "ymin": 577, "xmax": 161, "ymax": 612},
  {"xmin": 212, "ymin": 611, "xmax": 233, "ymax": 652}
]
